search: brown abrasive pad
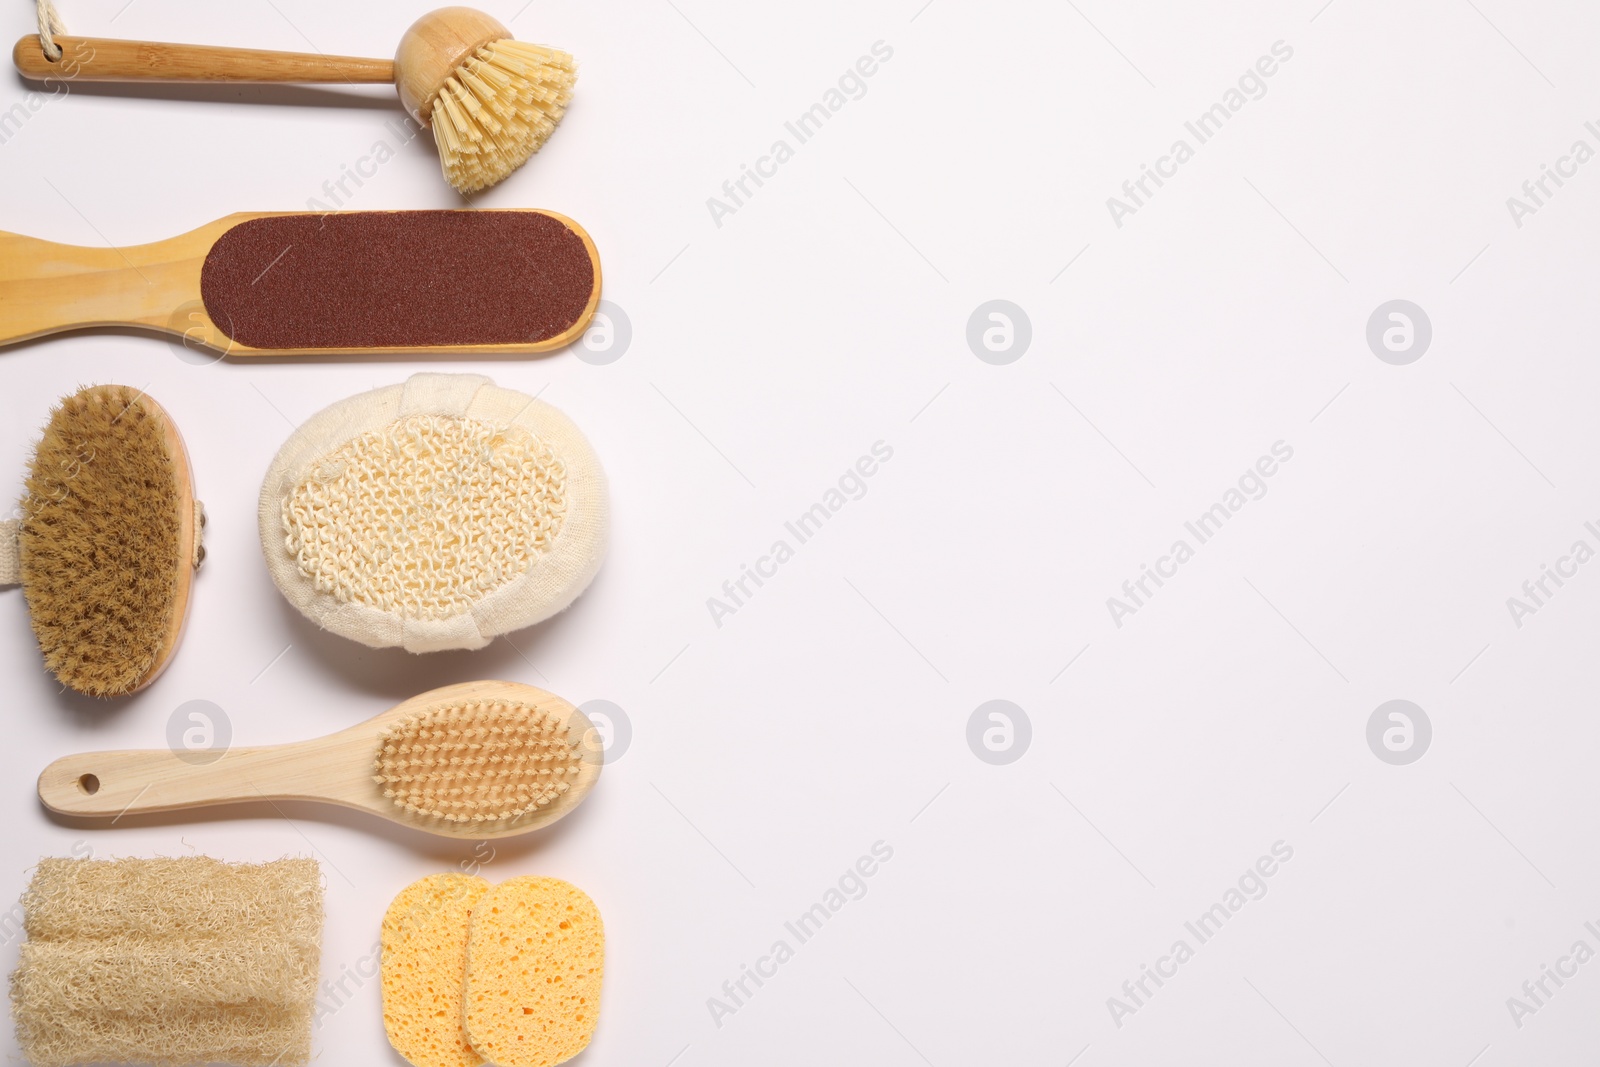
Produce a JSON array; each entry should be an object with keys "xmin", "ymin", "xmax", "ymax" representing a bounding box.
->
[{"xmin": 200, "ymin": 212, "xmax": 594, "ymax": 350}]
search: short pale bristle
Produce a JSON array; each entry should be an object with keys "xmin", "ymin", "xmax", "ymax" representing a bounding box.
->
[
  {"xmin": 19, "ymin": 385, "xmax": 185, "ymax": 697},
  {"xmin": 373, "ymin": 700, "xmax": 583, "ymax": 825},
  {"xmin": 430, "ymin": 39, "xmax": 576, "ymax": 194}
]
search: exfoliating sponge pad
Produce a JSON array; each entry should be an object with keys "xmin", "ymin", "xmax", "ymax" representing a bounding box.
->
[
  {"xmin": 9, "ymin": 856, "xmax": 323, "ymax": 1067},
  {"xmin": 259, "ymin": 373, "xmax": 608, "ymax": 653},
  {"xmin": 381, "ymin": 873, "xmax": 491, "ymax": 1067},
  {"xmin": 464, "ymin": 876, "xmax": 603, "ymax": 1067}
]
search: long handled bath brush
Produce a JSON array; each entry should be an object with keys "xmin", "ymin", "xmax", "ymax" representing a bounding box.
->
[
  {"xmin": 260, "ymin": 374, "xmax": 609, "ymax": 652},
  {"xmin": 38, "ymin": 680, "xmax": 602, "ymax": 838},
  {"xmin": 2, "ymin": 384, "xmax": 203, "ymax": 697},
  {"xmin": 13, "ymin": 6, "xmax": 576, "ymax": 193},
  {"xmin": 0, "ymin": 209, "xmax": 601, "ymax": 355}
]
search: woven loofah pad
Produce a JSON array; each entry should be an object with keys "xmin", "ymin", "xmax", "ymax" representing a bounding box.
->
[
  {"xmin": 259, "ymin": 374, "xmax": 608, "ymax": 653},
  {"xmin": 9, "ymin": 856, "xmax": 323, "ymax": 1067},
  {"xmin": 283, "ymin": 415, "xmax": 567, "ymax": 622}
]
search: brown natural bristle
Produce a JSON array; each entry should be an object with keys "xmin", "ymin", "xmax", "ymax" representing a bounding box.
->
[
  {"xmin": 432, "ymin": 39, "xmax": 576, "ymax": 193},
  {"xmin": 18, "ymin": 386, "xmax": 186, "ymax": 697},
  {"xmin": 374, "ymin": 701, "xmax": 583, "ymax": 825}
]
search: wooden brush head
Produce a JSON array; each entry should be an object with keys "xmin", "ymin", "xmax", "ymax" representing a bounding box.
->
[{"xmin": 393, "ymin": 6, "xmax": 509, "ymax": 124}]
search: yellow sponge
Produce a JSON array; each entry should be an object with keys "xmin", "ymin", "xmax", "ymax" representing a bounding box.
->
[
  {"xmin": 463, "ymin": 876, "xmax": 603, "ymax": 1067},
  {"xmin": 381, "ymin": 873, "xmax": 490, "ymax": 1067}
]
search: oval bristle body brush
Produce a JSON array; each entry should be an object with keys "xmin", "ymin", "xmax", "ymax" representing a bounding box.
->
[
  {"xmin": 2, "ymin": 385, "xmax": 203, "ymax": 697},
  {"xmin": 13, "ymin": 7, "xmax": 575, "ymax": 193},
  {"xmin": 37, "ymin": 681, "xmax": 602, "ymax": 838},
  {"xmin": 0, "ymin": 209, "xmax": 600, "ymax": 355}
]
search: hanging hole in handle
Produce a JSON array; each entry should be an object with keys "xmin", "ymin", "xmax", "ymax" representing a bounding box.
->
[{"xmin": 77, "ymin": 773, "xmax": 99, "ymax": 795}]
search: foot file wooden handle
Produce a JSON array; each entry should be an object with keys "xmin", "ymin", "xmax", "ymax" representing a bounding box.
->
[{"xmin": 0, "ymin": 209, "xmax": 601, "ymax": 357}]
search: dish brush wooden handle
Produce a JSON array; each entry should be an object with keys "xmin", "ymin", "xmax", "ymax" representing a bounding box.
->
[
  {"xmin": 37, "ymin": 742, "xmax": 345, "ymax": 818},
  {"xmin": 13, "ymin": 34, "xmax": 394, "ymax": 83}
]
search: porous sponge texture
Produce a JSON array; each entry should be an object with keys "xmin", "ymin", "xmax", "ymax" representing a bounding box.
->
[
  {"xmin": 19, "ymin": 385, "xmax": 188, "ymax": 696},
  {"xmin": 9, "ymin": 856, "xmax": 323, "ymax": 1067},
  {"xmin": 464, "ymin": 877, "xmax": 602, "ymax": 1067},
  {"xmin": 283, "ymin": 414, "xmax": 567, "ymax": 622},
  {"xmin": 374, "ymin": 700, "xmax": 584, "ymax": 825},
  {"xmin": 382, "ymin": 873, "xmax": 490, "ymax": 1067}
]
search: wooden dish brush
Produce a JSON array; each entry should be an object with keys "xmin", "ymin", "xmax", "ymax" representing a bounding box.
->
[{"xmin": 11, "ymin": 6, "xmax": 576, "ymax": 193}]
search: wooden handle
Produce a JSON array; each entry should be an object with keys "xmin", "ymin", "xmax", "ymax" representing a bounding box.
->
[
  {"xmin": 13, "ymin": 34, "xmax": 394, "ymax": 83},
  {"xmin": 0, "ymin": 230, "xmax": 196, "ymax": 345},
  {"xmin": 0, "ymin": 217, "xmax": 246, "ymax": 346},
  {"xmin": 37, "ymin": 741, "xmax": 347, "ymax": 818}
]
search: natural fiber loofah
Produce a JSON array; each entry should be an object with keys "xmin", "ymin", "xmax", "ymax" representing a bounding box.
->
[
  {"xmin": 18, "ymin": 385, "xmax": 191, "ymax": 696},
  {"xmin": 432, "ymin": 39, "xmax": 576, "ymax": 194},
  {"xmin": 259, "ymin": 374, "xmax": 609, "ymax": 653},
  {"xmin": 375, "ymin": 700, "xmax": 584, "ymax": 824},
  {"xmin": 463, "ymin": 877, "xmax": 603, "ymax": 1067},
  {"xmin": 9, "ymin": 856, "xmax": 323, "ymax": 1067},
  {"xmin": 381, "ymin": 873, "xmax": 490, "ymax": 1067},
  {"xmin": 283, "ymin": 414, "xmax": 567, "ymax": 622}
]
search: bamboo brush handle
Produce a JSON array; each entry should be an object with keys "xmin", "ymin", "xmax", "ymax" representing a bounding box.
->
[
  {"xmin": 37, "ymin": 740, "xmax": 353, "ymax": 818},
  {"xmin": 12, "ymin": 34, "xmax": 395, "ymax": 83},
  {"xmin": 0, "ymin": 227, "xmax": 210, "ymax": 345}
]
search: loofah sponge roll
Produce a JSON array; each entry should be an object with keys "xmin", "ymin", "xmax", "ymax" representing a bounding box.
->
[
  {"xmin": 381, "ymin": 873, "xmax": 491, "ymax": 1067},
  {"xmin": 9, "ymin": 856, "xmax": 323, "ymax": 1067},
  {"xmin": 258, "ymin": 373, "xmax": 608, "ymax": 653},
  {"xmin": 463, "ymin": 876, "xmax": 603, "ymax": 1067}
]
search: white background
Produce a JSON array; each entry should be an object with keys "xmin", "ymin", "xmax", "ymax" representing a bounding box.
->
[{"xmin": 2, "ymin": 0, "xmax": 1598, "ymax": 1064}]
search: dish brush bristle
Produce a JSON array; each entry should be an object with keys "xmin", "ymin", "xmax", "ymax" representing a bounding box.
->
[
  {"xmin": 19, "ymin": 386, "xmax": 185, "ymax": 697},
  {"xmin": 431, "ymin": 38, "xmax": 576, "ymax": 194},
  {"xmin": 374, "ymin": 700, "xmax": 584, "ymax": 825}
]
